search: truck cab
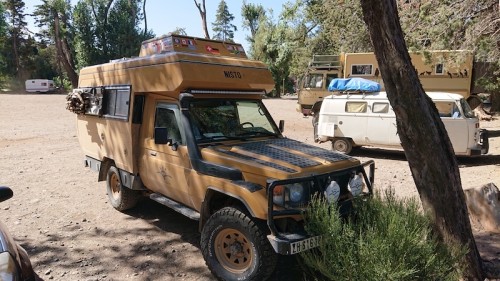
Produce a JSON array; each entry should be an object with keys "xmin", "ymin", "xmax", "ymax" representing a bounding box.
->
[{"xmin": 67, "ymin": 35, "xmax": 375, "ymax": 281}]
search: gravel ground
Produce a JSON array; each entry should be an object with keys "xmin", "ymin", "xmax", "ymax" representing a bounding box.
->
[{"xmin": 0, "ymin": 93, "xmax": 498, "ymax": 280}]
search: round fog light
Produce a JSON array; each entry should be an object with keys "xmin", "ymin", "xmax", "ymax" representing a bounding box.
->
[
  {"xmin": 349, "ymin": 174, "xmax": 364, "ymax": 196},
  {"xmin": 324, "ymin": 181, "xmax": 340, "ymax": 203}
]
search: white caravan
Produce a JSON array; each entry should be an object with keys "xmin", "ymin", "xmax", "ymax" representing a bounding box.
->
[
  {"xmin": 25, "ymin": 79, "xmax": 56, "ymax": 93},
  {"xmin": 315, "ymin": 91, "xmax": 489, "ymax": 156}
]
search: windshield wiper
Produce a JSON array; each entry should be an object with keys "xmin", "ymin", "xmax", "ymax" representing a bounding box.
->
[
  {"xmin": 197, "ymin": 135, "xmax": 248, "ymax": 143},
  {"xmin": 236, "ymin": 131, "xmax": 279, "ymax": 138}
]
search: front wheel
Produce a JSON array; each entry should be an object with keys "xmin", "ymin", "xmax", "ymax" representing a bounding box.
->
[
  {"xmin": 106, "ymin": 166, "xmax": 140, "ymax": 211},
  {"xmin": 201, "ymin": 207, "xmax": 277, "ymax": 281},
  {"xmin": 332, "ymin": 137, "xmax": 353, "ymax": 154}
]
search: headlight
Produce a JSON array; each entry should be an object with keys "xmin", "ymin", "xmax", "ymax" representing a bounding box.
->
[
  {"xmin": 289, "ymin": 183, "xmax": 304, "ymax": 203},
  {"xmin": 348, "ymin": 173, "xmax": 365, "ymax": 196},
  {"xmin": 324, "ymin": 180, "xmax": 340, "ymax": 203},
  {"xmin": 273, "ymin": 183, "xmax": 306, "ymax": 206}
]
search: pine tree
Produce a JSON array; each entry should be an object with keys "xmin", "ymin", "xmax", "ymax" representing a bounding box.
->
[
  {"xmin": 0, "ymin": 1, "xmax": 8, "ymax": 82},
  {"xmin": 3, "ymin": 0, "xmax": 27, "ymax": 79},
  {"xmin": 212, "ymin": 0, "xmax": 237, "ymax": 42}
]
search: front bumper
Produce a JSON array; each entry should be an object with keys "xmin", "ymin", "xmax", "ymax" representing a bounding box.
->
[
  {"xmin": 265, "ymin": 160, "xmax": 375, "ymax": 255},
  {"xmin": 480, "ymin": 129, "xmax": 489, "ymax": 154}
]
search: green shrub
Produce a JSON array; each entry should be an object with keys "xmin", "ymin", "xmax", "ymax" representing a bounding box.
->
[{"xmin": 301, "ymin": 190, "xmax": 465, "ymax": 281}]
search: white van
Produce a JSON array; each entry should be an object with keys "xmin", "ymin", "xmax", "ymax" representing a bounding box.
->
[
  {"xmin": 25, "ymin": 79, "xmax": 56, "ymax": 93},
  {"xmin": 315, "ymin": 91, "xmax": 489, "ymax": 156}
]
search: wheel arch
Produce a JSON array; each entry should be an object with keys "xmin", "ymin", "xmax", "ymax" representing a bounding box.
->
[
  {"xmin": 199, "ymin": 187, "xmax": 257, "ymax": 232},
  {"xmin": 311, "ymin": 100, "xmax": 323, "ymax": 115},
  {"xmin": 98, "ymin": 157, "xmax": 115, "ymax": 182}
]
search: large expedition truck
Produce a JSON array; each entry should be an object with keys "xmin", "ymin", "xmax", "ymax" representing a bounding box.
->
[
  {"xmin": 297, "ymin": 50, "xmax": 475, "ymax": 116},
  {"xmin": 66, "ymin": 35, "xmax": 375, "ymax": 281}
]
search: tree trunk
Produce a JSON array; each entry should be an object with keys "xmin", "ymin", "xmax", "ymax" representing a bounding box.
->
[
  {"xmin": 359, "ymin": 1, "xmax": 485, "ymax": 280},
  {"xmin": 194, "ymin": 0, "xmax": 210, "ymax": 39},
  {"xmin": 143, "ymin": 0, "xmax": 147, "ymax": 37},
  {"xmin": 53, "ymin": 11, "xmax": 78, "ymax": 88}
]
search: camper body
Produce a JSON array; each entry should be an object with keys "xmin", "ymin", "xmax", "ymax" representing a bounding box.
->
[
  {"xmin": 25, "ymin": 79, "xmax": 56, "ymax": 93},
  {"xmin": 315, "ymin": 91, "xmax": 489, "ymax": 156},
  {"xmin": 297, "ymin": 50, "xmax": 474, "ymax": 115},
  {"xmin": 67, "ymin": 35, "xmax": 375, "ymax": 281}
]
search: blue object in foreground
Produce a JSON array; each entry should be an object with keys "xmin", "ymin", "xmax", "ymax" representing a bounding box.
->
[{"xmin": 328, "ymin": 78, "xmax": 381, "ymax": 92}]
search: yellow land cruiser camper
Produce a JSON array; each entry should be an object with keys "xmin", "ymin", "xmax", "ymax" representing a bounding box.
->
[{"xmin": 67, "ymin": 35, "xmax": 375, "ymax": 281}]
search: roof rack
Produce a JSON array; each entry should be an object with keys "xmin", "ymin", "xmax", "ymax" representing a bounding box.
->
[{"xmin": 309, "ymin": 55, "xmax": 341, "ymax": 69}]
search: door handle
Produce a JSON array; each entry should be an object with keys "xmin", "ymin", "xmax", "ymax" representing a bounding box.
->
[{"xmin": 150, "ymin": 151, "xmax": 157, "ymax": 156}]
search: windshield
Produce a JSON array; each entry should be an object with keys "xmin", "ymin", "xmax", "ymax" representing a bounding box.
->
[
  {"xmin": 189, "ymin": 99, "xmax": 280, "ymax": 143},
  {"xmin": 459, "ymin": 98, "xmax": 475, "ymax": 118}
]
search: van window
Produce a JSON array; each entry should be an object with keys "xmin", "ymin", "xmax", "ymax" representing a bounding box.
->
[
  {"xmin": 103, "ymin": 86, "xmax": 131, "ymax": 119},
  {"xmin": 372, "ymin": 102, "xmax": 389, "ymax": 113},
  {"xmin": 304, "ymin": 74, "xmax": 324, "ymax": 88},
  {"xmin": 459, "ymin": 98, "xmax": 474, "ymax": 118},
  {"xmin": 434, "ymin": 101, "xmax": 459, "ymax": 117},
  {"xmin": 351, "ymin": 64, "xmax": 373, "ymax": 76},
  {"xmin": 345, "ymin": 102, "xmax": 367, "ymax": 113},
  {"xmin": 155, "ymin": 104, "xmax": 183, "ymax": 144}
]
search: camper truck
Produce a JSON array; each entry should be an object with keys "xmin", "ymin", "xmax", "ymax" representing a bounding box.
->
[
  {"xmin": 314, "ymin": 78, "xmax": 489, "ymax": 156},
  {"xmin": 66, "ymin": 35, "xmax": 375, "ymax": 281},
  {"xmin": 297, "ymin": 50, "xmax": 474, "ymax": 116},
  {"xmin": 25, "ymin": 79, "xmax": 56, "ymax": 93}
]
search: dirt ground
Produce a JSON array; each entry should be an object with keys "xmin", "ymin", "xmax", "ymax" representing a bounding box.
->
[{"xmin": 1, "ymin": 93, "xmax": 499, "ymax": 281}]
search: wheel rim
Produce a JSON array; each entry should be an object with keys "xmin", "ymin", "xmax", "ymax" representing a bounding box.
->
[
  {"xmin": 333, "ymin": 140, "xmax": 348, "ymax": 152},
  {"xmin": 214, "ymin": 228, "xmax": 253, "ymax": 273},
  {"xmin": 109, "ymin": 172, "xmax": 121, "ymax": 200}
]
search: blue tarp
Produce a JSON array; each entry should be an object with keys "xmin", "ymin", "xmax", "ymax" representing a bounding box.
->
[{"xmin": 328, "ymin": 78, "xmax": 381, "ymax": 92}]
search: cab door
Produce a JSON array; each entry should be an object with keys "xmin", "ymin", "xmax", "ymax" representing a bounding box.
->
[
  {"xmin": 435, "ymin": 101, "xmax": 468, "ymax": 154},
  {"xmin": 139, "ymin": 102, "xmax": 193, "ymax": 206},
  {"xmin": 366, "ymin": 102, "xmax": 399, "ymax": 146}
]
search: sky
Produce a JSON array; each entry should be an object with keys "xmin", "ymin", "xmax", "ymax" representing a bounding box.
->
[{"xmin": 23, "ymin": 0, "xmax": 289, "ymax": 52}]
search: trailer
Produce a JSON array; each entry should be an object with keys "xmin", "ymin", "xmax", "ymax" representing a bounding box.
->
[{"xmin": 25, "ymin": 79, "xmax": 56, "ymax": 93}]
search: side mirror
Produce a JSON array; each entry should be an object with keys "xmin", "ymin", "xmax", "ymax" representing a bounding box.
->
[
  {"xmin": 279, "ymin": 120, "xmax": 285, "ymax": 133},
  {"xmin": 154, "ymin": 127, "xmax": 170, "ymax": 145},
  {"xmin": 154, "ymin": 127, "xmax": 179, "ymax": 151},
  {"xmin": 0, "ymin": 186, "xmax": 13, "ymax": 203}
]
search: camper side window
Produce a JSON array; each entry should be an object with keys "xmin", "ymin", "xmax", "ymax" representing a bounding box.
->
[
  {"xmin": 351, "ymin": 64, "xmax": 373, "ymax": 76},
  {"xmin": 372, "ymin": 102, "xmax": 389, "ymax": 114},
  {"xmin": 345, "ymin": 102, "xmax": 367, "ymax": 113},
  {"xmin": 103, "ymin": 86, "xmax": 131, "ymax": 119}
]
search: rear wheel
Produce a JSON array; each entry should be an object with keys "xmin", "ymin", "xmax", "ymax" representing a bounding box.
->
[
  {"xmin": 201, "ymin": 207, "xmax": 277, "ymax": 281},
  {"xmin": 332, "ymin": 137, "xmax": 353, "ymax": 154},
  {"xmin": 106, "ymin": 166, "xmax": 140, "ymax": 211}
]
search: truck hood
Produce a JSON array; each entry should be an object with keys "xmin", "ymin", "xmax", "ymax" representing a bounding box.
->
[{"xmin": 201, "ymin": 138, "xmax": 360, "ymax": 179}]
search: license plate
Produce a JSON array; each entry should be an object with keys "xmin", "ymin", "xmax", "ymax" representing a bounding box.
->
[{"xmin": 290, "ymin": 236, "xmax": 321, "ymax": 254}]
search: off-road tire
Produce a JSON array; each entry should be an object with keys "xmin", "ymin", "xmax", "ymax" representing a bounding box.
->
[
  {"xmin": 201, "ymin": 207, "xmax": 277, "ymax": 281},
  {"xmin": 106, "ymin": 166, "xmax": 139, "ymax": 211}
]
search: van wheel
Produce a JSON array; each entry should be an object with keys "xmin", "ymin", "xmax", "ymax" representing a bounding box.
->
[
  {"xmin": 201, "ymin": 207, "xmax": 277, "ymax": 281},
  {"xmin": 106, "ymin": 166, "xmax": 139, "ymax": 211},
  {"xmin": 332, "ymin": 138, "xmax": 353, "ymax": 154}
]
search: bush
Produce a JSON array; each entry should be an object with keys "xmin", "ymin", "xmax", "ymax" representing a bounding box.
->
[{"xmin": 301, "ymin": 190, "xmax": 465, "ymax": 281}]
